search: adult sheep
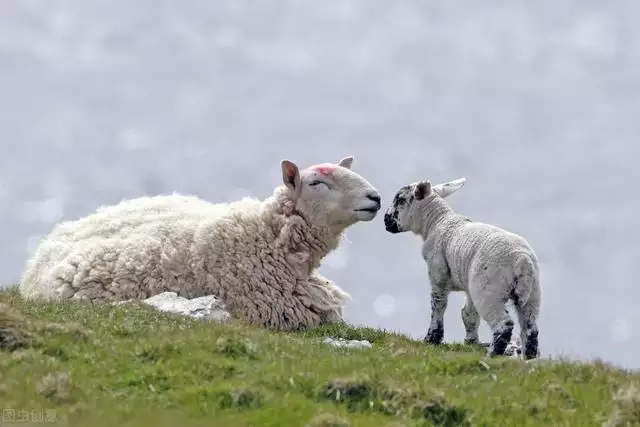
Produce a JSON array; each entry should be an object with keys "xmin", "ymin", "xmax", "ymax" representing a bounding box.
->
[
  {"xmin": 19, "ymin": 156, "xmax": 382, "ymax": 332},
  {"xmin": 383, "ymin": 178, "xmax": 541, "ymax": 359}
]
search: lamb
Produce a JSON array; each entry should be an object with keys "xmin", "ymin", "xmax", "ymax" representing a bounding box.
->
[
  {"xmin": 383, "ymin": 178, "xmax": 541, "ymax": 359},
  {"xmin": 18, "ymin": 156, "xmax": 383, "ymax": 332}
]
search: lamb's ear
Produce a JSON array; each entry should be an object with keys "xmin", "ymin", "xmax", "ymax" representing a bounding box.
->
[
  {"xmin": 414, "ymin": 181, "xmax": 431, "ymax": 200},
  {"xmin": 432, "ymin": 177, "xmax": 466, "ymax": 198},
  {"xmin": 281, "ymin": 160, "xmax": 302, "ymax": 197},
  {"xmin": 337, "ymin": 156, "xmax": 354, "ymax": 169}
]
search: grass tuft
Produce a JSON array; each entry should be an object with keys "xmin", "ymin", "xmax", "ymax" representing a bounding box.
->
[
  {"xmin": 216, "ymin": 387, "xmax": 262, "ymax": 410},
  {"xmin": 36, "ymin": 371, "xmax": 72, "ymax": 403},
  {"xmin": 604, "ymin": 382, "xmax": 640, "ymax": 427},
  {"xmin": 319, "ymin": 375, "xmax": 469, "ymax": 425},
  {"xmin": 306, "ymin": 412, "xmax": 351, "ymax": 426},
  {"xmin": 321, "ymin": 375, "xmax": 376, "ymax": 411},
  {"xmin": 0, "ymin": 302, "xmax": 33, "ymax": 351},
  {"xmin": 215, "ymin": 336, "xmax": 260, "ymax": 360}
]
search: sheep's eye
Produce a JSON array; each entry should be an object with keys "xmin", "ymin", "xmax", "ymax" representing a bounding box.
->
[{"xmin": 309, "ymin": 181, "xmax": 330, "ymax": 188}]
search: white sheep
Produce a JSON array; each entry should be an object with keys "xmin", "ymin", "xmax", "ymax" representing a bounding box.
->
[
  {"xmin": 19, "ymin": 156, "xmax": 383, "ymax": 332},
  {"xmin": 383, "ymin": 178, "xmax": 541, "ymax": 359}
]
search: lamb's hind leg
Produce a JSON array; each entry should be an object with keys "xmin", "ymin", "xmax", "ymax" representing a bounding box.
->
[
  {"xmin": 515, "ymin": 285, "xmax": 541, "ymax": 360},
  {"xmin": 469, "ymin": 281, "xmax": 514, "ymax": 357}
]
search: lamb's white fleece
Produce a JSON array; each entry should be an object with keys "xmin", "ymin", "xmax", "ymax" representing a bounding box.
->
[
  {"xmin": 383, "ymin": 178, "xmax": 541, "ymax": 359},
  {"xmin": 19, "ymin": 156, "xmax": 382, "ymax": 332}
]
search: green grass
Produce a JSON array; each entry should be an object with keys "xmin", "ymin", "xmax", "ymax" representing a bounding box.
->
[{"xmin": 1, "ymin": 286, "xmax": 639, "ymax": 427}]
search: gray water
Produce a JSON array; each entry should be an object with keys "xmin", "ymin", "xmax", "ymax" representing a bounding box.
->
[{"xmin": 1, "ymin": 1, "xmax": 639, "ymax": 369}]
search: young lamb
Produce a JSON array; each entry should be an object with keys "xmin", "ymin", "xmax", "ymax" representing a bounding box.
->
[
  {"xmin": 19, "ymin": 156, "xmax": 383, "ymax": 332},
  {"xmin": 383, "ymin": 178, "xmax": 541, "ymax": 359}
]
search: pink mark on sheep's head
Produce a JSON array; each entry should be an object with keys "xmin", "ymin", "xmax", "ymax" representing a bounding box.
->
[
  {"xmin": 279, "ymin": 156, "xmax": 381, "ymax": 230},
  {"xmin": 308, "ymin": 163, "xmax": 337, "ymax": 176}
]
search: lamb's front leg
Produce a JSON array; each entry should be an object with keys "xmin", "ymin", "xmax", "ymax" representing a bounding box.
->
[
  {"xmin": 461, "ymin": 294, "xmax": 481, "ymax": 344},
  {"xmin": 424, "ymin": 285, "xmax": 448, "ymax": 345}
]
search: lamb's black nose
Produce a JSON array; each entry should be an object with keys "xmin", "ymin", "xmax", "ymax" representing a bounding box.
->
[{"xmin": 384, "ymin": 213, "xmax": 399, "ymax": 233}]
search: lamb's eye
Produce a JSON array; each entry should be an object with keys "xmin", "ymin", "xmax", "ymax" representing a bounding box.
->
[{"xmin": 309, "ymin": 181, "xmax": 330, "ymax": 188}]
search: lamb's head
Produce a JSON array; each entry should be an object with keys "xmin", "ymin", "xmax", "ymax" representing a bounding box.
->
[
  {"xmin": 280, "ymin": 156, "xmax": 382, "ymax": 231},
  {"xmin": 383, "ymin": 177, "xmax": 466, "ymax": 234}
]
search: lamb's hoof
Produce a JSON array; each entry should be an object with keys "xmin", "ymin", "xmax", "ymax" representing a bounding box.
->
[
  {"xmin": 424, "ymin": 324, "xmax": 444, "ymax": 345},
  {"xmin": 423, "ymin": 336, "xmax": 443, "ymax": 346},
  {"xmin": 463, "ymin": 338, "xmax": 487, "ymax": 346},
  {"xmin": 487, "ymin": 349, "xmax": 502, "ymax": 358},
  {"xmin": 485, "ymin": 346, "xmax": 510, "ymax": 359},
  {"xmin": 489, "ymin": 321, "xmax": 514, "ymax": 356},
  {"xmin": 523, "ymin": 330, "xmax": 539, "ymax": 360}
]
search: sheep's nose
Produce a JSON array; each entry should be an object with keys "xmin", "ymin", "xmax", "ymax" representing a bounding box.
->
[{"xmin": 366, "ymin": 192, "xmax": 381, "ymax": 208}]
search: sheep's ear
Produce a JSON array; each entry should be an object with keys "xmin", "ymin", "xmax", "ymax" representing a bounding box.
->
[
  {"xmin": 414, "ymin": 181, "xmax": 431, "ymax": 200},
  {"xmin": 281, "ymin": 160, "xmax": 301, "ymax": 196},
  {"xmin": 432, "ymin": 177, "xmax": 466, "ymax": 198},
  {"xmin": 337, "ymin": 156, "xmax": 353, "ymax": 169}
]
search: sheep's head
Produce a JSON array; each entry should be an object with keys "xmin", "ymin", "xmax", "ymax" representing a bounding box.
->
[
  {"xmin": 280, "ymin": 156, "xmax": 381, "ymax": 231},
  {"xmin": 383, "ymin": 177, "xmax": 466, "ymax": 234}
]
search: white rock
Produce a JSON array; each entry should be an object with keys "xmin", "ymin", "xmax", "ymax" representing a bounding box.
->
[
  {"xmin": 115, "ymin": 292, "xmax": 231, "ymax": 322},
  {"xmin": 322, "ymin": 336, "xmax": 373, "ymax": 349}
]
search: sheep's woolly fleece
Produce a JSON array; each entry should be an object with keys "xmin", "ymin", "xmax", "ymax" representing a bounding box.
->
[{"xmin": 19, "ymin": 156, "xmax": 382, "ymax": 332}]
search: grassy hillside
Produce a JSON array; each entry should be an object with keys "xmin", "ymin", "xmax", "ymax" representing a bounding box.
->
[{"xmin": 1, "ymin": 287, "xmax": 638, "ymax": 427}]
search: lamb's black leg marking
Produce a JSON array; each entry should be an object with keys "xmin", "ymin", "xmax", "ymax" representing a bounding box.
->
[
  {"xmin": 509, "ymin": 287, "xmax": 520, "ymax": 308},
  {"xmin": 425, "ymin": 321, "xmax": 444, "ymax": 345},
  {"xmin": 523, "ymin": 322, "xmax": 539, "ymax": 360},
  {"xmin": 424, "ymin": 288, "xmax": 447, "ymax": 345},
  {"xmin": 490, "ymin": 318, "xmax": 514, "ymax": 356}
]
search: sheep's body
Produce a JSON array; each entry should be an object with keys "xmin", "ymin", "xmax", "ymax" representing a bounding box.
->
[
  {"xmin": 19, "ymin": 156, "xmax": 382, "ymax": 332},
  {"xmin": 384, "ymin": 179, "xmax": 540, "ymax": 359}
]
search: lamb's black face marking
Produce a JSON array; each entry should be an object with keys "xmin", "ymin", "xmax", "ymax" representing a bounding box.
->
[{"xmin": 383, "ymin": 185, "xmax": 414, "ymax": 234}]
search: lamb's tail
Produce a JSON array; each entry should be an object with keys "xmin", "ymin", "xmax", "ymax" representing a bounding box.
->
[{"xmin": 511, "ymin": 253, "xmax": 538, "ymax": 308}]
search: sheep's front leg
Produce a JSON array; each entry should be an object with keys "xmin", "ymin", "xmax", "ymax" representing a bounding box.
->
[
  {"xmin": 461, "ymin": 294, "xmax": 481, "ymax": 344},
  {"xmin": 424, "ymin": 284, "xmax": 448, "ymax": 345},
  {"xmin": 303, "ymin": 273, "xmax": 350, "ymax": 324}
]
